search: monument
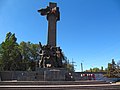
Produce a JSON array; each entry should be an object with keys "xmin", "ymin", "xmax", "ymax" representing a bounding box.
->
[
  {"xmin": 38, "ymin": 2, "xmax": 63, "ymax": 68},
  {"xmin": 36, "ymin": 2, "xmax": 70, "ymax": 81},
  {"xmin": 0, "ymin": 2, "xmax": 74, "ymax": 81}
]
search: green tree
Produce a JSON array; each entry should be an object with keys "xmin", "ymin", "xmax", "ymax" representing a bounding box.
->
[
  {"xmin": 19, "ymin": 41, "xmax": 40, "ymax": 71},
  {"xmin": 92, "ymin": 67, "xmax": 100, "ymax": 72},
  {"xmin": 85, "ymin": 67, "xmax": 105, "ymax": 72},
  {"xmin": 105, "ymin": 59, "xmax": 120, "ymax": 78},
  {"xmin": 19, "ymin": 41, "xmax": 30, "ymax": 70},
  {"xmin": 28, "ymin": 43, "xmax": 40, "ymax": 71},
  {"xmin": 0, "ymin": 32, "xmax": 22, "ymax": 71},
  {"xmin": 107, "ymin": 63, "xmax": 112, "ymax": 77},
  {"xmin": 0, "ymin": 44, "xmax": 3, "ymax": 70},
  {"xmin": 90, "ymin": 68, "xmax": 92, "ymax": 72},
  {"xmin": 112, "ymin": 59, "xmax": 115, "ymax": 68},
  {"xmin": 101, "ymin": 66, "xmax": 104, "ymax": 71},
  {"xmin": 67, "ymin": 64, "xmax": 74, "ymax": 72},
  {"xmin": 117, "ymin": 60, "xmax": 120, "ymax": 69},
  {"xmin": 61, "ymin": 55, "xmax": 75, "ymax": 72}
]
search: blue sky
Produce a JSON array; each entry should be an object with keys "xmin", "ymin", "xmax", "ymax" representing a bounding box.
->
[{"xmin": 0, "ymin": 0, "xmax": 120, "ymax": 71}]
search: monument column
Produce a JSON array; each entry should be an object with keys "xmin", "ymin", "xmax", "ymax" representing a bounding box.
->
[
  {"xmin": 47, "ymin": 3, "xmax": 57, "ymax": 46},
  {"xmin": 38, "ymin": 2, "xmax": 61, "ymax": 68},
  {"xmin": 38, "ymin": 2, "xmax": 60, "ymax": 47}
]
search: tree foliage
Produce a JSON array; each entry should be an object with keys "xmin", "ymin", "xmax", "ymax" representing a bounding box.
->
[
  {"xmin": 0, "ymin": 32, "xmax": 22, "ymax": 71},
  {"xmin": 62, "ymin": 56, "xmax": 75, "ymax": 72},
  {"xmin": 106, "ymin": 59, "xmax": 120, "ymax": 78},
  {"xmin": 19, "ymin": 41, "xmax": 40, "ymax": 71},
  {"xmin": 0, "ymin": 32, "xmax": 41, "ymax": 71},
  {"xmin": 85, "ymin": 66, "xmax": 105, "ymax": 72},
  {"xmin": 85, "ymin": 67, "xmax": 104, "ymax": 72}
]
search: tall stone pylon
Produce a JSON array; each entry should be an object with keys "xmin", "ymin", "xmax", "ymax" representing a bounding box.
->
[
  {"xmin": 38, "ymin": 2, "xmax": 60, "ymax": 46},
  {"xmin": 38, "ymin": 2, "xmax": 62, "ymax": 68}
]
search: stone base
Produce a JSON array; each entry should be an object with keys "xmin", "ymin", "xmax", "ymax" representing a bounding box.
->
[
  {"xmin": 36, "ymin": 68, "xmax": 67, "ymax": 81},
  {"xmin": 0, "ymin": 68, "xmax": 68, "ymax": 81}
]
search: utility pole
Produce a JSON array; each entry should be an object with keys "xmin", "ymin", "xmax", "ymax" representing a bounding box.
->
[{"xmin": 70, "ymin": 58, "xmax": 76, "ymax": 72}]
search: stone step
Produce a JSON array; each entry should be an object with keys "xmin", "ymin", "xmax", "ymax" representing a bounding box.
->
[{"xmin": 0, "ymin": 81, "xmax": 109, "ymax": 85}]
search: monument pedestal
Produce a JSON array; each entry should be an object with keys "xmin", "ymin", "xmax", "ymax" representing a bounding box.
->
[
  {"xmin": 0, "ymin": 69, "xmax": 68, "ymax": 81},
  {"xmin": 36, "ymin": 68, "xmax": 67, "ymax": 81}
]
